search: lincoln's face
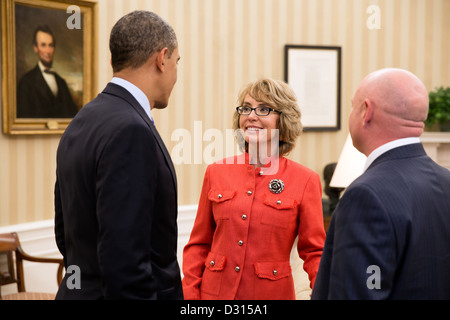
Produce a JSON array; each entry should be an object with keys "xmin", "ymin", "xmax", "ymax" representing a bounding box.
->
[{"xmin": 34, "ymin": 31, "xmax": 55, "ymax": 68}]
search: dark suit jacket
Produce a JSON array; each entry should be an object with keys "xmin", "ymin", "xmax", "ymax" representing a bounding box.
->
[
  {"xmin": 54, "ymin": 83, "xmax": 183, "ymax": 299},
  {"xmin": 312, "ymin": 143, "xmax": 450, "ymax": 299},
  {"xmin": 17, "ymin": 65, "xmax": 78, "ymax": 118}
]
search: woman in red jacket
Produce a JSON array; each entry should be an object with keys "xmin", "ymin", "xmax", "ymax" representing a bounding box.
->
[{"xmin": 182, "ymin": 78, "xmax": 326, "ymax": 300}]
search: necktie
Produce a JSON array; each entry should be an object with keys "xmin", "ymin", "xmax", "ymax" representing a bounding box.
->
[{"xmin": 44, "ymin": 69, "xmax": 55, "ymax": 75}]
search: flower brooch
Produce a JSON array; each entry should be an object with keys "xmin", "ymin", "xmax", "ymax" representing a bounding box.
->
[{"xmin": 268, "ymin": 179, "xmax": 284, "ymax": 194}]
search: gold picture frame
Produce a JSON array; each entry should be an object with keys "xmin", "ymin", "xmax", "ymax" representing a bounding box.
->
[{"xmin": 1, "ymin": 0, "xmax": 97, "ymax": 135}]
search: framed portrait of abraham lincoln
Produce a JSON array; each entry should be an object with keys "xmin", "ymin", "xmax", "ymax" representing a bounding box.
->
[{"xmin": 1, "ymin": 0, "xmax": 97, "ymax": 134}]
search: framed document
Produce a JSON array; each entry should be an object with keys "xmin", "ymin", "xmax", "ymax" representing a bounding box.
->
[{"xmin": 285, "ymin": 45, "xmax": 341, "ymax": 131}]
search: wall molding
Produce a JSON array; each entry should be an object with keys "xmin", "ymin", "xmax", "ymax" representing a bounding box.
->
[
  {"xmin": 421, "ymin": 132, "xmax": 450, "ymax": 170},
  {"xmin": 0, "ymin": 205, "xmax": 199, "ymax": 295},
  {"xmin": 0, "ymin": 219, "xmax": 61, "ymax": 294},
  {"xmin": 0, "ymin": 205, "xmax": 311, "ymax": 299}
]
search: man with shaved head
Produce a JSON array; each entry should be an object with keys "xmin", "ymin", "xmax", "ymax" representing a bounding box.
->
[{"xmin": 312, "ymin": 68, "xmax": 450, "ymax": 299}]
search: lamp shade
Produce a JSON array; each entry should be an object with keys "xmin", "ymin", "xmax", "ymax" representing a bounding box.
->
[{"xmin": 330, "ymin": 134, "xmax": 367, "ymax": 188}]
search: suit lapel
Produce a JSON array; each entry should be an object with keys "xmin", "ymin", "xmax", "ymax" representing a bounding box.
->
[
  {"xmin": 149, "ymin": 122, "xmax": 178, "ymax": 191},
  {"xmin": 102, "ymin": 83, "xmax": 177, "ymax": 191},
  {"xmin": 32, "ymin": 66, "xmax": 56, "ymax": 101}
]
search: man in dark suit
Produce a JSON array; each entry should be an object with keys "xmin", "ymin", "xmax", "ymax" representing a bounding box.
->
[
  {"xmin": 312, "ymin": 68, "xmax": 450, "ymax": 299},
  {"xmin": 54, "ymin": 11, "xmax": 183, "ymax": 299},
  {"xmin": 17, "ymin": 25, "xmax": 78, "ymax": 118}
]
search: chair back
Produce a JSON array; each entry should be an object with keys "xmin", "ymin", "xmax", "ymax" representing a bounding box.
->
[
  {"xmin": 0, "ymin": 232, "xmax": 64, "ymax": 299},
  {"xmin": 0, "ymin": 232, "xmax": 25, "ymax": 292}
]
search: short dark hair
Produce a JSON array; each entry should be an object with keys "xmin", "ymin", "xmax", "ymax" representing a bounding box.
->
[
  {"xmin": 109, "ymin": 11, "xmax": 177, "ymax": 73},
  {"xmin": 33, "ymin": 25, "xmax": 55, "ymax": 46}
]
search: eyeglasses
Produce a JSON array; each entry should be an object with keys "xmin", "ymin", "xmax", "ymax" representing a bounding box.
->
[{"xmin": 236, "ymin": 106, "xmax": 281, "ymax": 116}]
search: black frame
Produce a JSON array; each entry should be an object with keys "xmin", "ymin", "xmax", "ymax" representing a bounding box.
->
[{"xmin": 284, "ymin": 45, "xmax": 341, "ymax": 131}]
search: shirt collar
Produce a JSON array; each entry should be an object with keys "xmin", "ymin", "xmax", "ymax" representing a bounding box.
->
[
  {"xmin": 243, "ymin": 152, "xmax": 283, "ymax": 175},
  {"xmin": 364, "ymin": 137, "xmax": 421, "ymax": 171},
  {"xmin": 38, "ymin": 61, "xmax": 54, "ymax": 73},
  {"xmin": 110, "ymin": 77, "xmax": 153, "ymax": 123}
]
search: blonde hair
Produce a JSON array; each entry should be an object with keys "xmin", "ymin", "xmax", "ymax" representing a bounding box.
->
[{"xmin": 232, "ymin": 78, "xmax": 302, "ymax": 156}]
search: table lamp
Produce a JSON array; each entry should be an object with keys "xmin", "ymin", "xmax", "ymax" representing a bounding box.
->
[{"xmin": 330, "ymin": 134, "xmax": 367, "ymax": 188}]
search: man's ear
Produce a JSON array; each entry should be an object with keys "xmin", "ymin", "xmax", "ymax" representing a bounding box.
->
[
  {"xmin": 156, "ymin": 48, "xmax": 168, "ymax": 72},
  {"xmin": 362, "ymin": 98, "xmax": 374, "ymax": 127}
]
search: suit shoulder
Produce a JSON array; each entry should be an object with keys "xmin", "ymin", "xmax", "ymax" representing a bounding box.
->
[
  {"xmin": 70, "ymin": 93, "xmax": 152, "ymax": 137},
  {"xmin": 17, "ymin": 66, "xmax": 40, "ymax": 84}
]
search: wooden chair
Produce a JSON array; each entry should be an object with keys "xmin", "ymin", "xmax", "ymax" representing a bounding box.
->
[{"xmin": 0, "ymin": 232, "xmax": 64, "ymax": 300}]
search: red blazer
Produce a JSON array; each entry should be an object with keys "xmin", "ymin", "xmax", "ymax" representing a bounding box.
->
[{"xmin": 182, "ymin": 154, "xmax": 326, "ymax": 300}]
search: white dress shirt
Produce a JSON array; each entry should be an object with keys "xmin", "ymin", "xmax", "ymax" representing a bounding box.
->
[
  {"xmin": 38, "ymin": 61, "xmax": 58, "ymax": 96},
  {"xmin": 364, "ymin": 137, "xmax": 421, "ymax": 171},
  {"xmin": 110, "ymin": 77, "xmax": 154, "ymax": 124}
]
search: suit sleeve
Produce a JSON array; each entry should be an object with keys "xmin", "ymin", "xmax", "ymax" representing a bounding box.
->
[
  {"xmin": 324, "ymin": 184, "xmax": 397, "ymax": 299},
  {"xmin": 54, "ymin": 178, "xmax": 67, "ymax": 267},
  {"xmin": 95, "ymin": 122, "xmax": 158, "ymax": 299},
  {"xmin": 297, "ymin": 172, "xmax": 326, "ymax": 289},
  {"xmin": 182, "ymin": 165, "xmax": 215, "ymax": 300}
]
